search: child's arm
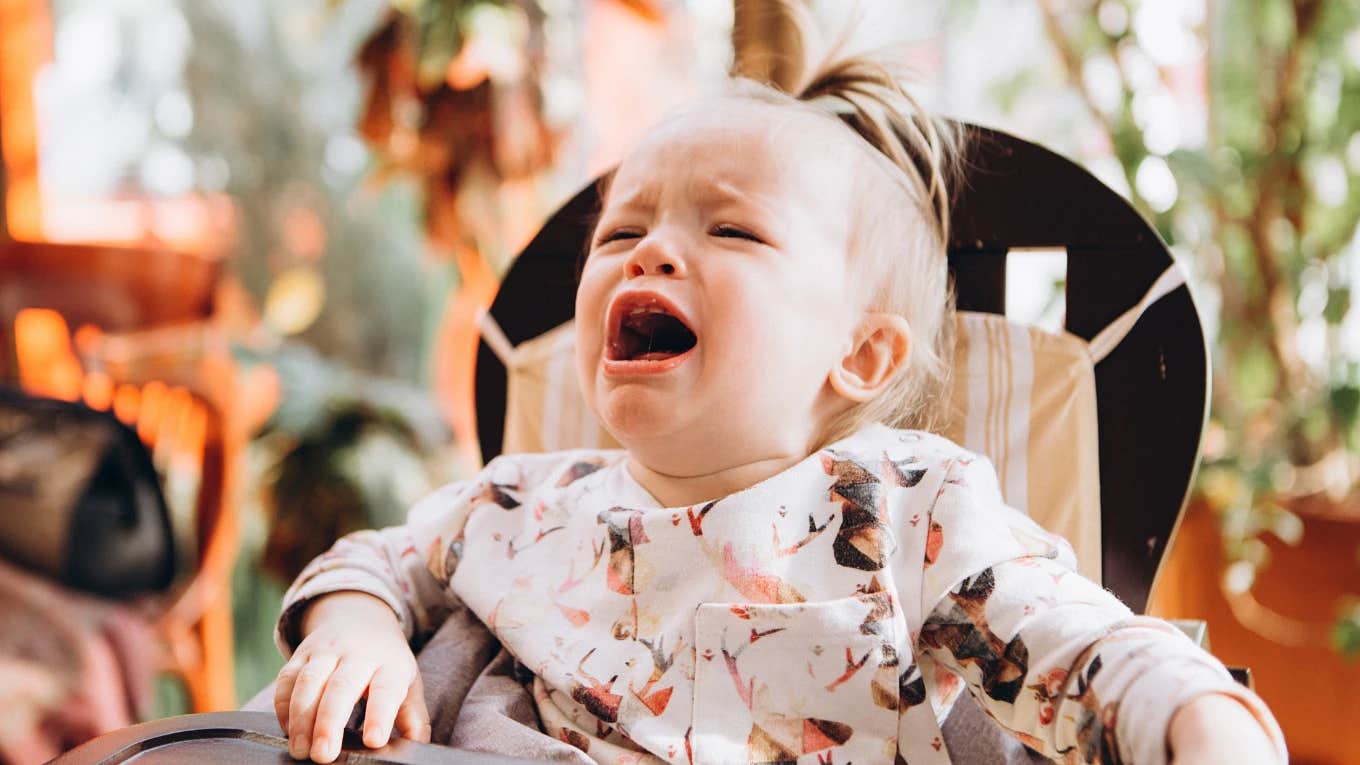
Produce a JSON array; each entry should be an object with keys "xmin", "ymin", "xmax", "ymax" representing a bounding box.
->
[
  {"xmin": 274, "ymin": 479, "xmax": 478, "ymax": 653},
  {"xmin": 271, "ymin": 478, "xmax": 481, "ymax": 763},
  {"xmin": 1168, "ymin": 693, "xmax": 1281, "ymax": 764},
  {"xmin": 915, "ymin": 456, "xmax": 1286, "ymax": 765}
]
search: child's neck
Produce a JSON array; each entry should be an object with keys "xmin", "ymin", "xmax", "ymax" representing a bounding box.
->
[{"xmin": 625, "ymin": 450, "xmax": 809, "ymax": 508}]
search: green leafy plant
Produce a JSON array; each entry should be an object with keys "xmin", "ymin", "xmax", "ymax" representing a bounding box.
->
[
  {"xmin": 1039, "ymin": 0, "xmax": 1360, "ymax": 655},
  {"xmin": 1335, "ymin": 597, "xmax": 1360, "ymax": 658}
]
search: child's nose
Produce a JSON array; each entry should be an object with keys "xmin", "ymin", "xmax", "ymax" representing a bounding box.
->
[{"xmin": 624, "ymin": 235, "xmax": 687, "ymax": 279}]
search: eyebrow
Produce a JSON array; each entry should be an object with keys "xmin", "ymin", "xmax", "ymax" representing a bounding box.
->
[{"xmin": 695, "ymin": 179, "xmax": 772, "ymax": 212}]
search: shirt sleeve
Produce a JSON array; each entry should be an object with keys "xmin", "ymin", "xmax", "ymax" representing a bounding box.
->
[
  {"xmin": 273, "ymin": 477, "xmax": 483, "ymax": 658},
  {"xmin": 915, "ymin": 455, "xmax": 1287, "ymax": 765}
]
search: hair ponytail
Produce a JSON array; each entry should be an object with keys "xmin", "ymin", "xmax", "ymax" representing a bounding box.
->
[{"xmin": 795, "ymin": 57, "xmax": 963, "ymax": 250}]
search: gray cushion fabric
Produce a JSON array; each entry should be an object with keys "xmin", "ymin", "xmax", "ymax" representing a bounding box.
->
[{"xmin": 941, "ymin": 691, "xmax": 1050, "ymax": 763}]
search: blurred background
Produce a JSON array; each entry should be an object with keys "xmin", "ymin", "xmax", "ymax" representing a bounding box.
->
[{"xmin": 0, "ymin": 0, "xmax": 1355, "ymax": 763}]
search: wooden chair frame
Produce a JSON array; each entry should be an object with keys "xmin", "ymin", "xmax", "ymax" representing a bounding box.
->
[
  {"xmin": 1, "ymin": 8, "xmax": 241, "ymax": 710},
  {"xmin": 0, "ymin": 238, "xmax": 242, "ymax": 713}
]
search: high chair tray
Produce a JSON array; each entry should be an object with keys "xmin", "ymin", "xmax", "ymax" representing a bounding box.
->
[{"xmin": 51, "ymin": 711, "xmax": 537, "ymax": 764}]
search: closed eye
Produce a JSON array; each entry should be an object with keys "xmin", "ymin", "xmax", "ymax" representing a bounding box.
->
[
  {"xmin": 596, "ymin": 227, "xmax": 643, "ymax": 246},
  {"xmin": 711, "ymin": 224, "xmax": 762, "ymax": 243}
]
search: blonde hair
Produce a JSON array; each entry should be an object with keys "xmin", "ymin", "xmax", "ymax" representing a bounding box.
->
[{"xmin": 725, "ymin": 7, "xmax": 965, "ymax": 443}]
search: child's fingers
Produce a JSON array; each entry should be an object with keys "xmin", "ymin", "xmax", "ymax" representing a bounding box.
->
[
  {"xmin": 273, "ymin": 658, "xmax": 303, "ymax": 731},
  {"xmin": 309, "ymin": 659, "xmax": 378, "ymax": 763},
  {"xmin": 393, "ymin": 678, "xmax": 432, "ymax": 743},
  {"xmin": 286, "ymin": 653, "xmax": 339, "ymax": 760},
  {"xmin": 360, "ymin": 665, "xmax": 414, "ymax": 748}
]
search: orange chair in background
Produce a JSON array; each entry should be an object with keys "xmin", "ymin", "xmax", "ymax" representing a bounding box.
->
[
  {"xmin": 1, "ymin": 0, "xmax": 242, "ymax": 711},
  {"xmin": 0, "ymin": 239, "xmax": 243, "ymax": 713}
]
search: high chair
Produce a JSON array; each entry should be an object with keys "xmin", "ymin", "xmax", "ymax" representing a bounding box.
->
[
  {"xmin": 467, "ymin": 121, "xmax": 1212, "ymax": 764},
  {"xmin": 56, "ymin": 123, "xmax": 1210, "ymax": 764},
  {"xmin": 475, "ymin": 123, "xmax": 1205, "ymax": 616}
]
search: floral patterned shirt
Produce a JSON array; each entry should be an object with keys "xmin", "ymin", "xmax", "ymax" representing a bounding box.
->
[{"xmin": 278, "ymin": 425, "xmax": 1285, "ymax": 764}]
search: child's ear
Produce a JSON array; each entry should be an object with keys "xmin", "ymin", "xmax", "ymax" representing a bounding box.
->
[{"xmin": 828, "ymin": 314, "xmax": 912, "ymax": 403}]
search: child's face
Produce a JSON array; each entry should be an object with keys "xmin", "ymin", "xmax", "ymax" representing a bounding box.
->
[{"xmin": 575, "ymin": 102, "xmax": 865, "ymax": 473}]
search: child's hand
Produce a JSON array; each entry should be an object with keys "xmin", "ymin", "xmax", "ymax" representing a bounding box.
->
[
  {"xmin": 1167, "ymin": 693, "xmax": 1279, "ymax": 764},
  {"xmin": 274, "ymin": 591, "xmax": 430, "ymax": 763}
]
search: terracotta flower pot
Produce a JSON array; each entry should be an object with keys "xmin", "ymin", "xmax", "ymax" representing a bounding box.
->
[{"xmin": 1149, "ymin": 497, "xmax": 1360, "ymax": 765}]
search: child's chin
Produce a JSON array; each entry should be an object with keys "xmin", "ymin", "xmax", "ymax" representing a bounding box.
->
[{"xmin": 598, "ymin": 389, "xmax": 688, "ymax": 442}]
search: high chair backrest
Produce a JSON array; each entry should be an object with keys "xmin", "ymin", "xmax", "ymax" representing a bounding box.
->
[{"xmin": 473, "ymin": 124, "xmax": 1208, "ymax": 615}]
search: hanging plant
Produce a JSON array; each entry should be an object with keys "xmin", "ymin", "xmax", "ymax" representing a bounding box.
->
[{"xmin": 354, "ymin": 0, "xmax": 559, "ymax": 255}]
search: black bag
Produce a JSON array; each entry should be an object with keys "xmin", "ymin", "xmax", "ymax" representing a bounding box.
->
[{"xmin": 0, "ymin": 387, "xmax": 175, "ymax": 596}]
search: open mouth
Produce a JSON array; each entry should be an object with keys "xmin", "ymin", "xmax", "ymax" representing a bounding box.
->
[{"xmin": 606, "ymin": 293, "xmax": 698, "ymax": 365}]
